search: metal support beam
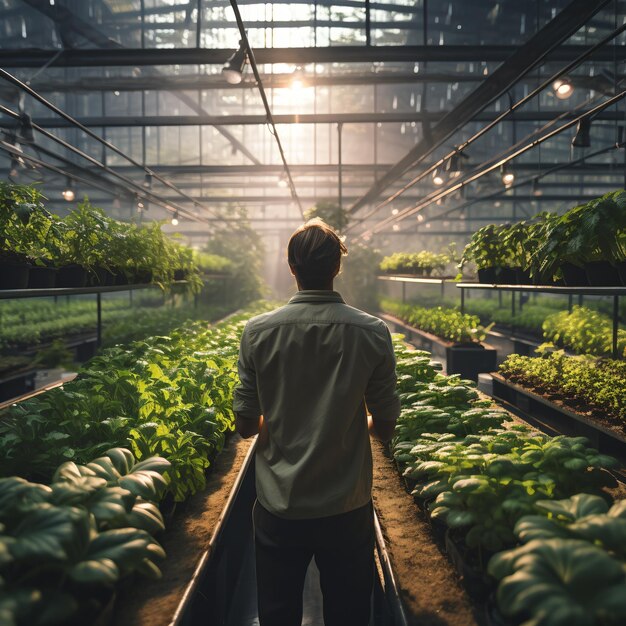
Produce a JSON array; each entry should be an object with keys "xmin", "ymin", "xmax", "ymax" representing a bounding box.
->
[
  {"xmin": 8, "ymin": 110, "xmax": 625, "ymax": 129},
  {"xmin": 2, "ymin": 45, "xmax": 623, "ymax": 68},
  {"xmin": 349, "ymin": 0, "xmax": 613, "ymax": 213}
]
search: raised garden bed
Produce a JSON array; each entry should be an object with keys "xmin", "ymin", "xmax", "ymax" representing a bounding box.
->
[
  {"xmin": 371, "ymin": 439, "xmax": 479, "ymax": 626},
  {"xmin": 491, "ymin": 373, "xmax": 626, "ymax": 464},
  {"xmin": 381, "ymin": 313, "xmax": 497, "ymax": 382},
  {"xmin": 113, "ymin": 434, "xmax": 256, "ymax": 626}
]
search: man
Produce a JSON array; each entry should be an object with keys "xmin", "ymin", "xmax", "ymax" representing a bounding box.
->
[{"xmin": 233, "ymin": 218, "xmax": 400, "ymax": 626}]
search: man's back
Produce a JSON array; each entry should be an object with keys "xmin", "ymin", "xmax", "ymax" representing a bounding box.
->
[{"xmin": 233, "ymin": 290, "xmax": 400, "ymax": 519}]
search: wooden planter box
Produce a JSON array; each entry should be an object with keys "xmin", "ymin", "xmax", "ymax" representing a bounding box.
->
[{"xmin": 380, "ymin": 313, "xmax": 498, "ymax": 382}]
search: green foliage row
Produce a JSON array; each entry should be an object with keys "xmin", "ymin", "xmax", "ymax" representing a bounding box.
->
[
  {"xmin": 543, "ymin": 305, "xmax": 626, "ymax": 358},
  {"xmin": 0, "ymin": 303, "xmax": 272, "ymax": 501},
  {"xmin": 380, "ymin": 251, "xmax": 450, "ymax": 276},
  {"xmin": 0, "ymin": 448, "xmax": 169, "ymax": 626},
  {"xmin": 0, "ymin": 183, "xmax": 231, "ymax": 292},
  {"xmin": 460, "ymin": 190, "xmax": 626, "ymax": 281},
  {"xmin": 0, "ymin": 294, "xmax": 232, "ymax": 357},
  {"xmin": 381, "ymin": 298, "xmax": 493, "ymax": 343},
  {"xmin": 391, "ymin": 339, "xmax": 624, "ymax": 625},
  {"xmin": 499, "ymin": 349, "xmax": 626, "ymax": 423}
]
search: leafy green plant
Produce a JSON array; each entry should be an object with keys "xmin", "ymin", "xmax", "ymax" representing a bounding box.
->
[
  {"xmin": 381, "ymin": 298, "xmax": 493, "ymax": 343},
  {"xmin": 499, "ymin": 350, "xmax": 626, "ymax": 423},
  {"xmin": 488, "ymin": 493, "xmax": 626, "ymax": 626},
  {"xmin": 543, "ymin": 305, "xmax": 626, "ymax": 357},
  {"xmin": 0, "ymin": 303, "xmax": 274, "ymax": 500},
  {"xmin": 460, "ymin": 224, "xmax": 513, "ymax": 272},
  {"xmin": 534, "ymin": 190, "xmax": 626, "ymax": 279},
  {"xmin": 304, "ymin": 200, "xmax": 349, "ymax": 232},
  {"xmin": 0, "ymin": 447, "xmax": 169, "ymax": 626},
  {"xmin": 380, "ymin": 251, "xmax": 450, "ymax": 276}
]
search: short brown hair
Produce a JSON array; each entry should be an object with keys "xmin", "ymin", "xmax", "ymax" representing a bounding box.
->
[{"xmin": 288, "ymin": 218, "xmax": 348, "ymax": 289}]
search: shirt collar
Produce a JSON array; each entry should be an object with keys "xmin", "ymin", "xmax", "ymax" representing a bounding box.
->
[{"xmin": 288, "ymin": 290, "xmax": 345, "ymax": 304}]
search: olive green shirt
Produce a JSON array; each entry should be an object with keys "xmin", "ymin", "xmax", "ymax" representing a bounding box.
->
[{"xmin": 233, "ymin": 291, "xmax": 400, "ymax": 520}]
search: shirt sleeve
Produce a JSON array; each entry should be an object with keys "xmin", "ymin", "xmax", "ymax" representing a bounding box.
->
[
  {"xmin": 365, "ymin": 325, "xmax": 401, "ymax": 423},
  {"xmin": 232, "ymin": 324, "xmax": 262, "ymax": 420}
]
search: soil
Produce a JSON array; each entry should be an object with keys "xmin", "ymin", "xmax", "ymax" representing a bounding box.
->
[
  {"xmin": 113, "ymin": 434, "xmax": 255, "ymax": 626},
  {"xmin": 498, "ymin": 372, "xmax": 626, "ymax": 439},
  {"xmin": 371, "ymin": 439, "xmax": 480, "ymax": 626}
]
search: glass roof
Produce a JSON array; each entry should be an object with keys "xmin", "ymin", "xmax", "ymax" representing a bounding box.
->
[{"xmin": 1, "ymin": 0, "xmax": 625, "ymax": 250}]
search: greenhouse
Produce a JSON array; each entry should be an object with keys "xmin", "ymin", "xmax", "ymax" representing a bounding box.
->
[{"xmin": 1, "ymin": 1, "xmax": 626, "ymax": 625}]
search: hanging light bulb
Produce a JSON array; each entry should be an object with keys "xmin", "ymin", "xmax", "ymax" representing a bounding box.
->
[
  {"xmin": 143, "ymin": 173, "xmax": 153, "ymax": 188},
  {"xmin": 62, "ymin": 177, "xmax": 75, "ymax": 202},
  {"xmin": 391, "ymin": 208, "xmax": 399, "ymax": 215},
  {"xmin": 392, "ymin": 224, "xmax": 400, "ymax": 231},
  {"xmin": 171, "ymin": 210, "xmax": 179, "ymax": 226},
  {"xmin": 501, "ymin": 164, "xmax": 515, "ymax": 187},
  {"xmin": 18, "ymin": 113, "xmax": 34, "ymax": 144},
  {"xmin": 532, "ymin": 178, "xmax": 543, "ymax": 197},
  {"xmin": 552, "ymin": 77, "xmax": 574, "ymax": 99},
  {"xmin": 416, "ymin": 214, "xmax": 424, "ymax": 222},
  {"xmin": 278, "ymin": 173, "xmax": 288, "ymax": 188},
  {"xmin": 222, "ymin": 40, "xmax": 247, "ymax": 85},
  {"xmin": 445, "ymin": 150, "xmax": 468, "ymax": 178},
  {"xmin": 572, "ymin": 117, "xmax": 591, "ymax": 148},
  {"xmin": 432, "ymin": 168, "xmax": 445, "ymax": 185}
]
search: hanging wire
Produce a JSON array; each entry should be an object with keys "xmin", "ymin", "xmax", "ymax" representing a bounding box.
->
[{"xmin": 228, "ymin": 0, "xmax": 305, "ymax": 220}]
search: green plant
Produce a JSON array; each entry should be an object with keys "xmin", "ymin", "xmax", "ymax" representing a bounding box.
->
[
  {"xmin": 0, "ymin": 303, "xmax": 274, "ymax": 500},
  {"xmin": 488, "ymin": 494, "xmax": 626, "ymax": 626},
  {"xmin": 381, "ymin": 298, "xmax": 493, "ymax": 343},
  {"xmin": 0, "ymin": 447, "xmax": 169, "ymax": 626},
  {"xmin": 499, "ymin": 350, "xmax": 626, "ymax": 423},
  {"xmin": 0, "ymin": 182, "xmax": 62, "ymax": 264},
  {"xmin": 380, "ymin": 251, "xmax": 450, "ymax": 276},
  {"xmin": 543, "ymin": 305, "xmax": 626, "ymax": 357},
  {"xmin": 304, "ymin": 200, "xmax": 349, "ymax": 232},
  {"xmin": 461, "ymin": 224, "xmax": 513, "ymax": 271},
  {"xmin": 535, "ymin": 190, "xmax": 626, "ymax": 279}
]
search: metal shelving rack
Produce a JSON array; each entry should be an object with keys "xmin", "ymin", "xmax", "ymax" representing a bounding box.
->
[
  {"xmin": 377, "ymin": 275, "xmax": 454, "ymax": 300},
  {"xmin": 456, "ymin": 283, "xmax": 626, "ymax": 358},
  {"xmin": 0, "ymin": 283, "xmax": 186, "ymax": 347}
]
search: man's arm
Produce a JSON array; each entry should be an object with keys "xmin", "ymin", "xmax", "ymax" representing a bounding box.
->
[
  {"xmin": 365, "ymin": 325, "xmax": 401, "ymax": 443},
  {"xmin": 232, "ymin": 324, "xmax": 263, "ymax": 438},
  {"xmin": 235, "ymin": 413, "xmax": 263, "ymax": 439}
]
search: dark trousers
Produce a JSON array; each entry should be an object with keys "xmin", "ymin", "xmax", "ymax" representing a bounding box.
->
[{"xmin": 253, "ymin": 500, "xmax": 375, "ymax": 626}]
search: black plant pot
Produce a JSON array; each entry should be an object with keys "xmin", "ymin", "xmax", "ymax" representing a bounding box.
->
[
  {"xmin": 113, "ymin": 268, "xmax": 130, "ymax": 286},
  {"xmin": 617, "ymin": 261, "xmax": 626, "ymax": 287},
  {"xmin": 585, "ymin": 261, "xmax": 621, "ymax": 287},
  {"xmin": 0, "ymin": 259, "xmax": 30, "ymax": 289},
  {"xmin": 477, "ymin": 267, "xmax": 497, "ymax": 284},
  {"xmin": 135, "ymin": 269, "xmax": 153, "ymax": 284},
  {"xmin": 173, "ymin": 269, "xmax": 188, "ymax": 281},
  {"xmin": 561, "ymin": 262, "xmax": 589, "ymax": 287},
  {"xmin": 28, "ymin": 265, "xmax": 58, "ymax": 288},
  {"xmin": 496, "ymin": 267, "xmax": 517, "ymax": 285},
  {"xmin": 57, "ymin": 264, "xmax": 88, "ymax": 288},
  {"xmin": 514, "ymin": 267, "xmax": 532, "ymax": 285},
  {"xmin": 88, "ymin": 266, "xmax": 116, "ymax": 287},
  {"xmin": 445, "ymin": 343, "xmax": 497, "ymax": 382}
]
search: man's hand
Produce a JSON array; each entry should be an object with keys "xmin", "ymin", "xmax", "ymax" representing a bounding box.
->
[
  {"xmin": 368, "ymin": 415, "xmax": 396, "ymax": 442},
  {"xmin": 235, "ymin": 413, "xmax": 264, "ymax": 439}
]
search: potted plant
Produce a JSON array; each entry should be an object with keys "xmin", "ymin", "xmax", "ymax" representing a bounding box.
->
[
  {"xmin": 0, "ymin": 181, "xmax": 36, "ymax": 289},
  {"xmin": 54, "ymin": 201, "xmax": 115, "ymax": 287},
  {"xmin": 535, "ymin": 192, "xmax": 626, "ymax": 286},
  {"xmin": 461, "ymin": 224, "xmax": 515, "ymax": 284}
]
